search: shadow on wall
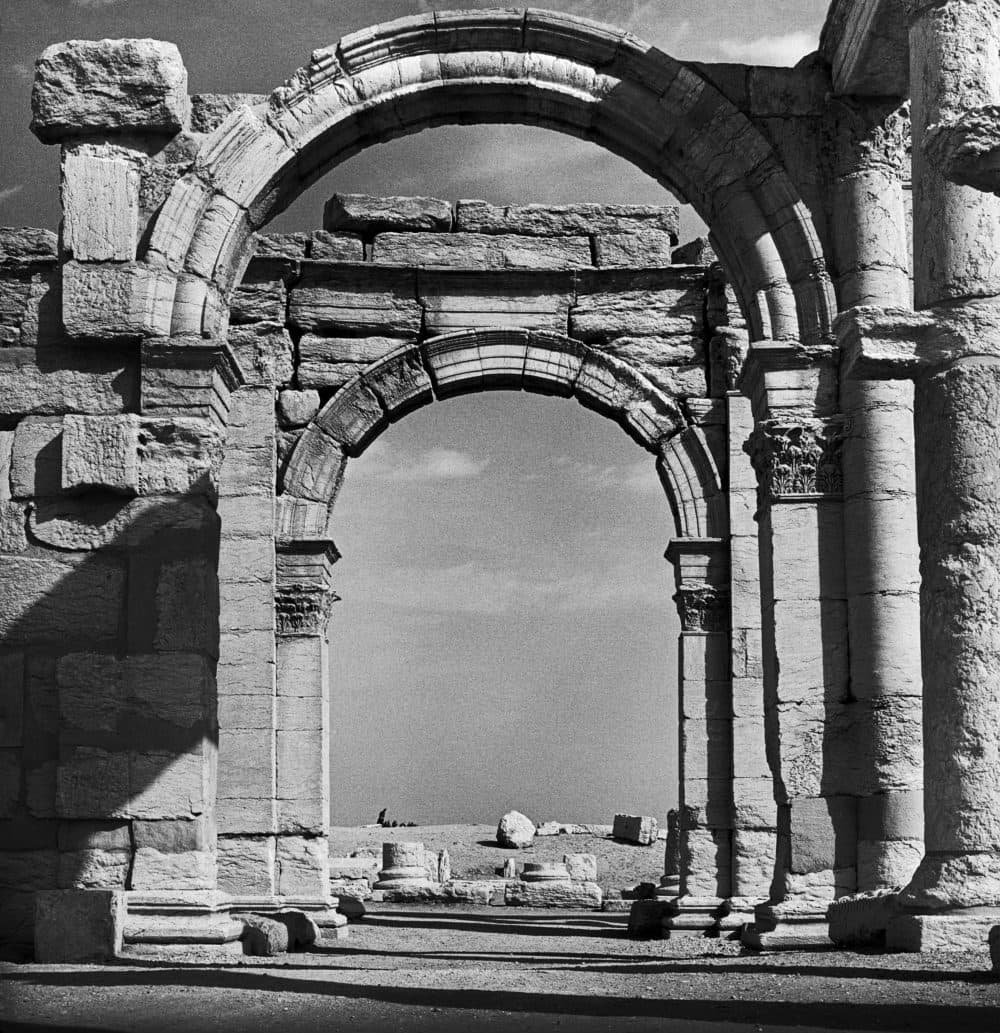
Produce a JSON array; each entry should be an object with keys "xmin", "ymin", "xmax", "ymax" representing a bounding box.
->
[{"xmin": 0, "ymin": 475, "xmax": 222, "ymax": 959}]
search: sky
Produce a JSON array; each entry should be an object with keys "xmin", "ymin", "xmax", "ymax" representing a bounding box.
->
[{"xmin": 0, "ymin": 0, "xmax": 829, "ymax": 825}]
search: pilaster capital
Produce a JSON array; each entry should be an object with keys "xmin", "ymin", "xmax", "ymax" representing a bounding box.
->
[
  {"xmin": 275, "ymin": 581, "xmax": 340, "ymax": 635},
  {"xmin": 837, "ymin": 299, "xmax": 1000, "ymax": 380},
  {"xmin": 673, "ymin": 585, "xmax": 730, "ymax": 634},
  {"xmin": 276, "ymin": 540, "xmax": 340, "ymax": 635},
  {"xmin": 745, "ymin": 417, "xmax": 846, "ymax": 503}
]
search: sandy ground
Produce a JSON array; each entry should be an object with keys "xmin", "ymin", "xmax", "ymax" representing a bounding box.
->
[
  {"xmin": 2, "ymin": 905, "xmax": 999, "ymax": 1033},
  {"xmin": 328, "ymin": 823, "xmax": 665, "ymax": 891}
]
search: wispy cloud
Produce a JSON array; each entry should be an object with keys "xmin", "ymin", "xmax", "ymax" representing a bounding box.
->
[
  {"xmin": 364, "ymin": 559, "xmax": 666, "ymax": 616},
  {"xmin": 12, "ymin": 63, "xmax": 33, "ymax": 84},
  {"xmin": 543, "ymin": 456, "xmax": 662, "ymax": 496},
  {"xmin": 715, "ymin": 30, "xmax": 817, "ymax": 66},
  {"xmin": 70, "ymin": 0, "xmax": 130, "ymax": 7},
  {"xmin": 351, "ymin": 443, "xmax": 489, "ymax": 484},
  {"xmin": 0, "ymin": 185, "xmax": 24, "ymax": 206}
]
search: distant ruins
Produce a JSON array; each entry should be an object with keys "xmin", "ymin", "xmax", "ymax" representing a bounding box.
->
[{"xmin": 3, "ymin": 2, "xmax": 1000, "ymax": 960}]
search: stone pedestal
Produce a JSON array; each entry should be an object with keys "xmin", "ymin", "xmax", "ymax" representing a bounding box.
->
[
  {"xmin": 374, "ymin": 842, "xmax": 433, "ymax": 890},
  {"xmin": 35, "ymin": 889, "xmax": 125, "ymax": 962}
]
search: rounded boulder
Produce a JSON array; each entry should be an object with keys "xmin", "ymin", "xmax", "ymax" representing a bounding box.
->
[{"xmin": 497, "ymin": 810, "xmax": 536, "ymax": 849}]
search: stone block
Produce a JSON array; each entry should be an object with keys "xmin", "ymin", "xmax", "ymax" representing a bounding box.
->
[
  {"xmin": 34, "ymin": 889, "xmax": 125, "ymax": 961},
  {"xmin": 154, "ymin": 558, "xmax": 219, "ymax": 653},
  {"xmin": 0, "ymin": 227, "xmax": 57, "ymax": 262},
  {"xmin": 276, "ymin": 836, "xmax": 328, "ymax": 899},
  {"xmin": 239, "ymin": 913, "xmax": 289, "ymax": 956},
  {"xmin": 276, "ymin": 389, "xmax": 319, "ymax": 429},
  {"xmin": 62, "ymin": 261, "xmax": 173, "ymax": 340},
  {"xmin": 32, "ymin": 39, "xmax": 187, "ymax": 141},
  {"xmin": 0, "ymin": 501, "xmax": 28, "ymax": 553},
  {"xmin": 10, "ymin": 416, "xmax": 62, "ymax": 498},
  {"xmin": 58, "ymin": 848, "xmax": 130, "ymax": 889},
  {"xmin": 570, "ymin": 269, "xmax": 705, "ymax": 343},
  {"xmin": 420, "ymin": 270, "xmax": 572, "ymax": 333},
  {"xmin": 362, "ymin": 347, "xmax": 433, "ymax": 418},
  {"xmin": 62, "ymin": 151, "xmax": 139, "ymax": 262},
  {"xmin": 310, "ymin": 231, "xmax": 364, "ymax": 261},
  {"xmin": 299, "ymin": 334, "xmax": 406, "ymax": 366},
  {"xmin": 218, "ymin": 694, "xmax": 274, "ymax": 732},
  {"xmin": 0, "ymin": 346, "xmax": 137, "ymax": 418},
  {"xmin": 613, "ymin": 814, "xmax": 659, "ymax": 845},
  {"xmin": 217, "ymin": 631, "xmax": 275, "ymax": 697},
  {"xmin": 455, "ymin": 200, "xmax": 679, "ymax": 238},
  {"xmin": 682, "ymin": 827, "xmax": 732, "ymax": 898},
  {"xmin": 61, "ymin": 414, "xmax": 139, "ymax": 494},
  {"xmin": 990, "ymin": 924, "xmax": 1000, "ymax": 973},
  {"xmin": 596, "ymin": 231, "xmax": 674, "ymax": 268},
  {"xmin": 137, "ymin": 417, "xmax": 224, "ymax": 497},
  {"xmin": 789, "ymin": 796, "xmax": 857, "ymax": 875},
  {"xmin": 563, "ymin": 853, "xmax": 598, "ymax": 881},
  {"xmin": 277, "ymin": 729, "xmax": 325, "ymax": 799},
  {"xmin": 0, "ymin": 749, "xmax": 21, "ymax": 817},
  {"xmin": 218, "ymin": 728, "xmax": 274, "ymax": 800},
  {"xmin": 288, "ymin": 266, "xmax": 422, "ymax": 335},
  {"xmin": 887, "ymin": 911, "xmax": 1000, "ymax": 953},
  {"xmin": 131, "ymin": 845, "xmax": 215, "ymax": 890},
  {"xmin": 217, "ymin": 796, "xmax": 276, "ymax": 835},
  {"xmin": 230, "ymin": 278, "xmax": 286, "ymax": 325},
  {"xmin": 55, "ymin": 747, "xmax": 128, "ymax": 818},
  {"xmin": 324, "ymin": 193, "xmax": 452, "ymax": 233},
  {"xmin": 505, "ymin": 880, "xmax": 603, "ymax": 908},
  {"xmin": 372, "ymin": 231, "xmax": 591, "ymax": 269},
  {"xmin": 189, "ymin": 91, "xmax": 268, "ymax": 132},
  {"xmin": 217, "ymin": 835, "xmax": 276, "ymax": 896},
  {"xmin": 0, "ymin": 653, "xmax": 25, "ymax": 748},
  {"xmin": 127, "ymin": 746, "xmax": 211, "ymax": 820},
  {"xmin": 733, "ymin": 829, "xmax": 777, "ymax": 899},
  {"xmin": 227, "ymin": 324, "xmax": 294, "ymax": 388},
  {"xmin": 313, "ymin": 382, "xmax": 385, "ymax": 455},
  {"xmin": 0, "ymin": 555, "xmax": 125, "ymax": 648}
]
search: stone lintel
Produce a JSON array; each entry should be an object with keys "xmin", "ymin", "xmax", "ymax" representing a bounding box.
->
[
  {"xmin": 837, "ymin": 300, "xmax": 1000, "ymax": 380},
  {"xmin": 923, "ymin": 106, "xmax": 1000, "ymax": 194},
  {"xmin": 738, "ymin": 340, "xmax": 839, "ymax": 423}
]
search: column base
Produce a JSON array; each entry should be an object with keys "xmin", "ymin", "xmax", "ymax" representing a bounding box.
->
[
  {"xmin": 662, "ymin": 896, "xmax": 746, "ymax": 938},
  {"xmin": 124, "ymin": 891, "xmax": 244, "ymax": 958},
  {"xmin": 886, "ymin": 907, "xmax": 1000, "ymax": 953},
  {"xmin": 741, "ymin": 900, "xmax": 832, "ymax": 951}
]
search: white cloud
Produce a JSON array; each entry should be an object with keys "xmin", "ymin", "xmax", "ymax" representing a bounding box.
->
[
  {"xmin": 70, "ymin": 0, "xmax": 130, "ymax": 7},
  {"xmin": 715, "ymin": 31, "xmax": 817, "ymax": 67},
  {"xmin": 364, "ymin": 559, "xmax": 667, "ymax": 616},
  {"xmin": 545, "ymin": 456, "xmax": 663, "ymax": 496},
  {"xmin": 350, "ymin": 443, "xmax": 489, "ymax": 484},
  {"xmin": 0, "ymin": 186, "xmax": 24, "ymax": 206}
]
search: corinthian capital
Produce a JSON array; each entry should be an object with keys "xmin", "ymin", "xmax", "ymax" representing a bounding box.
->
[{"xmin": 746, "ymin": 418, "xmax": 846, "ymax": 504}]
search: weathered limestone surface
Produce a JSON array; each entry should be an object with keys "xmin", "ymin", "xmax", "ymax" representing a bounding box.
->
[
  {"xmin": 497, "ymin": 811, "xmax": 535, "ymax": 849},
  {"xmin": 325, "ymin": 193, "xmax": 452, "ymax": 234},
  {"xmin": 31, "ymin": 39, "xmax": 188, "ymax": 142},
  {"xmin": 34, "ymin": 889, "xmax": 124, "ymax": 962}
]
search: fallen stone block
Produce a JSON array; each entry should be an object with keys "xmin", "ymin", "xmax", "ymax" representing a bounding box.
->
[
  {"xmin": 272, "ymin": 909, "xmax": 321, "ymax": 949},
  {"xmin": 382, "ymin": 880, "xmax": 495, "ymax": 905},
  {"xmin": 35, "ymin": 888, "xmax": 125, "ymax": 961},
  {"xmin": 504, "ymin": 880, "xmax": 603, "ymax": 909},
  {"xmin": 497, "ymin": 810, "xmax": 535, "ymax": 849},
  {"xmin": 563, "ymin": 853, "xmax": 598, "ymax": 882},
  {"xmin": 828, "ymin": 889, "xmax": 900, "ymax": 947},
  {"xmin": 238, "ymin": 914, "xmax": 289, "ymax": 956},
  {"xmin": 613, "ymin": 814, "xmax": 659, "ymax": 845}
]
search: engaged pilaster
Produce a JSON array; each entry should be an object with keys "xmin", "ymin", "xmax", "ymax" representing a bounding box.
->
[
  {"xmin": 740, "ymin": 343, "xmax": 855, "ymax": 949},
  {"xmin": 662, "ymin": 537, "xmax": 739, "ymax": 937}
]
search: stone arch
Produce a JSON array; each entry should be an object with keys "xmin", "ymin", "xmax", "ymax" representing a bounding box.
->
[
  {"xmin": 276, "ymin": 328, "xmax": 722, "ymax": 545},
  {"xmin": 140, "ymin": 9, "xmax": 835, "ymax": 348}
]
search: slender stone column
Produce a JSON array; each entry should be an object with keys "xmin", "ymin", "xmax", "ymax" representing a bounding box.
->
[
  {"xmin": 740, "ymin": 343, "xmax": 855, "ymax": 949},
  {"xmin": 273, "ymin": 543, "xmax": 339, "ymax": 909},
  {"xmin": 830, "ymin": 99, "xmax": 925, "ymax": 892},
  {"xmin": 662, "ymin": 537, "xmax": 738, "ymax": 936},
  {"xmin": 839, "ymin": 0, "xmax": 1000, "ymax": 951}
]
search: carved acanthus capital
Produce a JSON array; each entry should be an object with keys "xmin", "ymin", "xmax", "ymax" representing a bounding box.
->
[
  {"xmin": 276, "ymin": 581, "xmax": 340, "ymax": 635},
  {"xmin": 674, "ymin": 585, "xmax": 729, "ymax": 634},
  {"xmin": 745, "ymin": 418, "xmax": 846, "ymax": 503},
  {"xmin": 828, "ymin": 98, "xmax": 911, "ymax": 177}
]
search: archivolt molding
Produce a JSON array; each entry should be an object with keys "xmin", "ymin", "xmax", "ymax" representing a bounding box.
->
[
  {"xmin": 277, "ymin": 328, "xmax": 722, "ymax": 547},
  {"xmin": 139, "ymin": 9, "xmax": 835, "ymax": 347}
]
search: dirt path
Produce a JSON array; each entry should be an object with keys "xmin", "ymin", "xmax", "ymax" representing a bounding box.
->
[{"xmin": 2, "ymin": 906, "xmax": 999, "ymax": 1033}]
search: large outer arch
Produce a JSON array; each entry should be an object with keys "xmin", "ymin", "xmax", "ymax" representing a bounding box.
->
[{"xmin": 140, "ymin": 8, "xmax": 834, "ymax": 347}]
